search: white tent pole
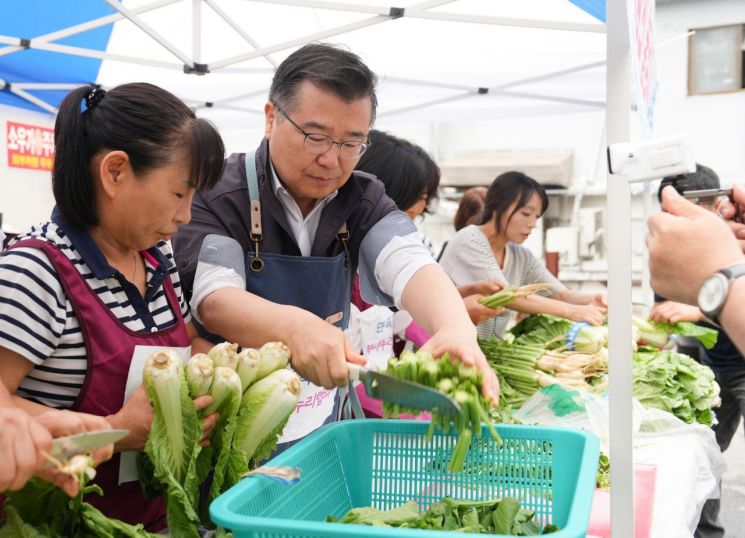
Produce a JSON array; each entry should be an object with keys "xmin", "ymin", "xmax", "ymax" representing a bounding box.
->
[
  {"xmin": 378, "ymin": 91, "xmax": 475, "ymax": 118},
  {"xmin": 14, "ymin": 83, "xmax": 81, "ymax": 90},
  {"xmin": 606, "ymin": 1, "xmax": 635, "ymax": 537},
  {"xmin": 383, "ymin": 76, "xmax": 473, "ymax": 91},
  {"xmin": 0, "ymin": 0, "xmax": 178, "ymax": 60},
  {"xmin": 641, "ymin": 182, "xmax": 653, "ymax": 306},
  {"xmin": 207, "ymin": 103, "xmax": 265, "ymax": 114},
  {"xmin": 104, "ymin": 0, "xmax": 194, "ymax": 67},
  {"xmin": 205, "ymin": 0, "xmax": 279, "ymax": 68},
  {"xmin": 23, "ymin": 41, "xmax": 184, "ymax": 70},
  {"xmin": 498, "ymin": 90, "xmax": 604, "ymax": 108},
  {"xmin": 32, "ymin": 0, "xmax": 180, "ymax": 44},
  {"xmin": 213, "ymin": 88, "xmax": 271, "ymax": 105},
  {"xmin": 0, "ymin": 45, "xmax": 23, "ymax": 59},
  {"xmin": 193, "ymin": 0, "xmax": 202, "ymax": 64},
  {"xmin": 8, "ymin": 86, "xmax": 58, "ymax": 114},
  {"xmin": 244, "ymin": 0, "xmax": 387, "ymax": 15},
  {"xmin": 492, "ymin": 60, "xmax": 606, "ymax": 91},
  {"xmin": 209, "ymin": 15, "xmax": 390, "ymax": 71},
  {"xmin": 245, "ymin": 0, "xmax": 604, "ymax": 33},
  {"xmin": 406, "ymin": 8, "xmax": 605, "ymax": 33}
]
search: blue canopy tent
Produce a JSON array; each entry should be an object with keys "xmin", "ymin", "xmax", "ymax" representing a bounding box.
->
[
  {"xmin": 0, "ymin": 0, "xmax": 605, "ymax": 122},
  {"xmin": 0, "ymin": 1, "xmax": 115, "ymax": 113}
]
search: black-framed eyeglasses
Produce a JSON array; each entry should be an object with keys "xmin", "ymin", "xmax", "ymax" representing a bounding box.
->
[{"xmin": 273, "ymin": 102, "xmax": 370, "ymax": 160}]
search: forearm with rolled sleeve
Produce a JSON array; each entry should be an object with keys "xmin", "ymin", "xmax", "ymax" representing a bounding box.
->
[{"xmin": 358, "ymin": 211, "xmax": 437, "ymax": 309}]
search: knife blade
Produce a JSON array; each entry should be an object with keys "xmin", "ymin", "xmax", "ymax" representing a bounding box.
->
[
  {"xmin": 348, "ymin": 364, "xmax": 462, "ymax": 417},
  {"xmin": 49, "ymin": 429, "xmax": 129, "ymax": 460}
]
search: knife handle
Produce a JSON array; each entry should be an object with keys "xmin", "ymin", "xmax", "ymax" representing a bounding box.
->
[{"xmin": 347, "ymin": 363, "xmax": 363, "ymax": 382}]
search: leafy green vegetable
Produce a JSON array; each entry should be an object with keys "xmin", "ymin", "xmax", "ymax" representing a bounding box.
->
[
  {"xmin": 632, "ymin": 316, "xmax": 719, "ymax": 349},
  {"xmin": 632, "ymin": 349, "xmax": 721, "ymax": 425},
  {"xmin": 0, "ymin": 477, "xmax": 159, "ymax": 537},
  {"xmin": 596, "ymin": 452, "xmax": 610, "ymax": 489},
  {"xmin": 382, "ymin": 351, "xmax": 500, "ymax": 472},
  {"xmin": 327, "ymin": 497, "xmax": 558, "ymax": 535},
  {"xmin": 142, "ymin": 349, "xmax": 202, "ymax": 537}
]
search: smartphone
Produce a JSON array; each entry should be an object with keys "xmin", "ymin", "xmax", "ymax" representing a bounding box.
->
[{"xmin": 682, "ymin": 188, "xmax": 742, "ymax": 223}]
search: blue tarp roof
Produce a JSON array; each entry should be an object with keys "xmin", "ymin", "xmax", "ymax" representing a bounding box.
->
[
  {"xmin": 0, "ymin": 0, "xmax": 114, "ymax": 112},
  {"xmin": 0, "ymin": 0, "xmax": 604, "ymax": 115}
]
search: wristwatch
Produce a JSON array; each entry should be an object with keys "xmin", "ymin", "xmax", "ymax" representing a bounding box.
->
[{"xmin": 697, "ymin": 262, "xmax": 745, "ymax": 325}]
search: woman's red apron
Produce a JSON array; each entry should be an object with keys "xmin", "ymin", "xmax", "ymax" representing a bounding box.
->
[{"xmin": 10, "ymin": 239, "xmax": 190, "ymax": 531}]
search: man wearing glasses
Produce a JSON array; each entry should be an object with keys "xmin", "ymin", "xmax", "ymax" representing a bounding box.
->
[{"xmin": 173, "ymin": 43, "xmax": 498, "ymax": 445}]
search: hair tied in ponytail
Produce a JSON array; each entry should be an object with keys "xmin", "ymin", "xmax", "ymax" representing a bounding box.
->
[{"xmin": 82, "ymin": 87, "xmax": 106, "ymax": 113}]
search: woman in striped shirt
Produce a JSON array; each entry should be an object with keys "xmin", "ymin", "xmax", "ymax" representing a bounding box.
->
[
  {"xmin": 0, "ymin": 83, "xmax": 224, "ymax": 530},
  {"xmin": 440, "ymin": 171, "xmax": 607, "ymax": 339}
]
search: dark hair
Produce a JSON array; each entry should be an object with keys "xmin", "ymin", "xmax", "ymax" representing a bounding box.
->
[
  {"xmin": 355, "ymin": 130, "xmax": 439, "ymax": 213},
  {"xmin": 657, "ymin": 163, "xmax": 719, "ymax": 203},
  {"xmin": 53, "ymin": 83, "xmax": 225, "ymax": 229},
  {"xmin": 454, "ymin": 186, "xmax": 487, "ymax": 231},
  {"xmin": 269, "ymin": 43, "xmax": 378, "ymax": 124},
  {"xmin": 480, "ymin": 171, "xmax": 549, "ymax": 234}
]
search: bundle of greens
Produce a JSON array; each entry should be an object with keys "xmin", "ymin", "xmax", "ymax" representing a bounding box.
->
[
  {"xmin": 479, "ymin": 338, "xmax": 545, "ymax": 408},
  {"xmin": 533, "ymin": 349, "xmax": 608, "ymax": 392},
  {"xmin": 327, "ymin": 496, "xmax": 559, "ymax": 535},
  {"xmin": 478, "ymin": 284, "xmax": 555, "ymax": 310},
  {"xmin": 139, "ymin": 342, "xmax": 300, "ymax": 534},
  {"xmin": 510, "ymin": 314, "xmax": 608, "ymax": 354},
  {"xmin": 596, "ymin": 453, "xmax": 610, "ymax": 490},
  {"xmin": 0, "ymin": 474, "xmax": 158, "ymax": 537},
  {"xmin": 383, "ymin": 350, "xmax": 500, "ymax": 472},
  {"xmin": 632, "ymin": 349, "xmax": 721, "ymax": 425},
  {"xmin": 631, "ymin": 316, "xmax": 718, "ymax": 350}
]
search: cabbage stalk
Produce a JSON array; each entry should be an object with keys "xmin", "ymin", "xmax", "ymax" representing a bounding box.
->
[
  {"xmin": 256, "ymin": 341, "xmax": 291, "ymax": 381},
  {"xmin": 236, "ymin": 348, "xmax": 261, "ymax": 391},
  {"xmin": 185, "ymin": 353, "xmax": 214, "ymax": 397},
  {"xmin": 208, "ymin": 342, "xmax": 239, "ymax": 370},
  {"xmin": 233, "ymin": 368, "xmax": 301, "ymax": 467}
]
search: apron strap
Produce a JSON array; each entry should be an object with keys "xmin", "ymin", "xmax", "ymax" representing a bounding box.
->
[
  {"xmin": 245, "ymin": 150, "xmax": 349, "ymax": 271},
  {"xmin": 245, "ymin": 151, "xmax": 265, "ymax": 272}
]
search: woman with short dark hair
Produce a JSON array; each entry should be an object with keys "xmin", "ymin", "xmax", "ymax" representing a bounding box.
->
[
  {"xmin": 440, "ymin": 171, "xmax": 607, "ymax": 338},
  {"xmin": 0, "ymin": 82, "xmax": 224, "ymax": 531}
]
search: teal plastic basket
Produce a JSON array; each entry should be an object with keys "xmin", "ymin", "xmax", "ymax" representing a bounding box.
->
[{"xmin": 210, "ymin": 420, "xmax": 599, "ymax": 538}]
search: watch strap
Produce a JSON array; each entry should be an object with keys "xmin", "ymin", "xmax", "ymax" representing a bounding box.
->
[{"xmin": 720, "ymin": 262, "xmax": 745, "ymax": 280}]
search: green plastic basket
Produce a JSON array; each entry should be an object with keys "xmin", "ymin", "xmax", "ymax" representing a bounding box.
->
[{"xmin": 210, "ymin": 420, "xmax": 599, "ymax": 538}]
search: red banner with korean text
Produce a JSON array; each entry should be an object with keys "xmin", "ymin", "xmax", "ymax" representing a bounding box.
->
[{"xmin": 6, "ymin": 121, "xmax": 55, "ymax": 171}]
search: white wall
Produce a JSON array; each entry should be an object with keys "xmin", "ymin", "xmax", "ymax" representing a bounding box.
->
[
  {"xmin": 655, "ymin": 0, "xmax": 745, "ymax": 186},
  {"xmin": 0, "ymin": 104, "xmax": 56, "ymax": 233}
]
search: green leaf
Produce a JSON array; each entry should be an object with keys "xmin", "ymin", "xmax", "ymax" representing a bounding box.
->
[
  {"xmin": 0, "ymin": 506, "xmax": 50, "ymax": 538},
  {"xmin": 492, "ymin": 497, "xmax": 520, "ymax": 534},
  {"xmin": 143, "ymin": 360, "xmax": 203, "ymax": 537}
]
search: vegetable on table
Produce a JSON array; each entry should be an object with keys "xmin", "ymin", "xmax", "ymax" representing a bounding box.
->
[{"xmin": 632, "ymin": 316, "xmax": 718, "ymax": 350}]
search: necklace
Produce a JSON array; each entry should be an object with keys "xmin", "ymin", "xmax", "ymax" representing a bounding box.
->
[{"xmin": 130, "ymin": 250, "xmax": 138, "ymax": 283}]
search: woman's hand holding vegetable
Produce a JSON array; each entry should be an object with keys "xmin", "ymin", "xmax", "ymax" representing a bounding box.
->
[
  {"xmin": 285, "ymin": 310, "xmax": 366, "ymax": 389},
  {"xmin": 649, "ymin": 301, "xmax": 704, "ymax": 324},
  {"xmin": 457, "ymin": 278, "xmax": 506, "ymax": 299},
  {"xmin": 462, "ymin": 294, "xmax": 505, "ymax": 325},
  {"xmin": 565, "ymin": 303, "xmax": 606, "ymax": 325},
  {"xmin": 106, "ymin": 385, "xmax": 219, "ymax": 451},
  {"xmin": 591, "ymin": 292, "xmax": 607, "ymax": 309},
  {"xmin": 34, "ymin": 410, "xmax": 114, "ymax": 496},
  {"xmin": 0, "ymin": 408, "xmax": 53, "ymax": 493},
  {"xmin": 420, "ymin": 326, "xmax": 500, "ymax": 406},
  {"xmin": 194, "ymin": 395, "xmax": 220, "ymax": 446}
]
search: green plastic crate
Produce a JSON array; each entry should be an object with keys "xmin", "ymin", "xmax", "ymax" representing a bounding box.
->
[{"xmin": 210, "ymin": 420, "xmax": 599, "ymax": 538}]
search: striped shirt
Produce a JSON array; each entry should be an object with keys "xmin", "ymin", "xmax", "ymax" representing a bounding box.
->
[
  {"xmin": 439, "ymin": 224, "xmax": 563, "ymax": 339},
  {"xmin": 0, "ymin": 215, "xmax": 191, "ymax": 408}
]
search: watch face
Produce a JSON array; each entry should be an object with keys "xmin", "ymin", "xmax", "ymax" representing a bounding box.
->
[{"xmin": 699, "ymin": 274, "xmax": 728, "ymax": 313}]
